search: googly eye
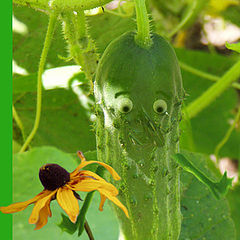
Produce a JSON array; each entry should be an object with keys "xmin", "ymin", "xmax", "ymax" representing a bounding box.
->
[
  {"xmin": 117, "ymin": 98, "xmax": 133, "ymax": 113},
  {"xmin": 153, "ymin": 99, "xmax": 167, "ymax": 114}
]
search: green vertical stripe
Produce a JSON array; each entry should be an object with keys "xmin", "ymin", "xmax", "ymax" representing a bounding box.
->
[{"xmin": 0, "ymin": 0, "xmax": 12, "ymax": 239}]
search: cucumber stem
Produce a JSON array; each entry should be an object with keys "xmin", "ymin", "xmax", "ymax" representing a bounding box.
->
[
  {"xmin": 179, "ymin": 61, "xmax": 240, "ymax": 90},
  {"xmin": 134, "ymin": 0, "xmax": 152, "ymax": 48},
  {"xmin": 185, "ymin": 58, "xmax": 240, "ymax": 119},
  {"xmin": 20, "ymin": 12, "xmax": 58, "ymax": 153},
  {"xmin": 77, "ymin": 166, "xmax": 105, "ymax": 237},
  {"xmin": 77, "ymin": 11, "xmax": 87, "ymax": 40},
  {"xmin": 214, "ymin": 105, "xmax": 240, "ymax": 162},
  {"xmin": 62, "ymin": 11, "xmax": 98, "ymax": 84}
]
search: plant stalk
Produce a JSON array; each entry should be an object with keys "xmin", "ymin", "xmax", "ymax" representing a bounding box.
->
[
  {"xmin": 20, "ymin": 12, "xmax": 58, "ymax": 153},
  {"xmin": 134, "ymin": 0, "xmax": 152, "ymax": 48},
  {"xmin": 185, "ymin": 59, "xmax": 240, "ymax": 119},
  {"xmin": 13, "ymin": 105, "xmax": 26, "ymax": 141},
  {"xmin": 214, "ymin": 106, "xmax": 240, "ymax": 161},
  {"xmin": 179, "ymin": 61, "xmax": 240, "ymax": 90},
  {"xmin": 62, "ymin": 11, "xmax": 98, "ymax": 85},
  {"xmin": 84, "ymin": 220, "xmax": 95, "ymax": 240}
]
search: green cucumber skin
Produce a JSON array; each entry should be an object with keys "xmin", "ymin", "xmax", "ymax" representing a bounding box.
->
[{"xmin": 95, "ymin": 32, "xmax": 183, "ymax": 240}]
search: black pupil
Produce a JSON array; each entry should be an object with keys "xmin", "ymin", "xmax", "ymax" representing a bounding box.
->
[
  {"xmin": 122, "ymin": 105, "xmax": 130, "ymax": 112},
  {"xmin": 157, "ymin": 106, "xmax": 164, "ymax": 113}
]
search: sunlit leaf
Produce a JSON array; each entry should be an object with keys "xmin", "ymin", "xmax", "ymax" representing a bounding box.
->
[{"xmin": 226, "ymin": 42, "xmax": 240, "ymax": 53}]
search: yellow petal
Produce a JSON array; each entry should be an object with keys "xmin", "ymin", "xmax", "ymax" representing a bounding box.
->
[
  {"xmin": 99, "ymin": 194, "xmax": 107, "ymax": 211},
  {"xmin": 99, "ymin": 189, "xmax": 129, "ymax": 218},
  {"xmin": 79, "ymin": 170, "xmax": 111, "ymax": 182},
  {"xmin": 79, "ymin": 170, "xmax": 119, "ymax": 195},
  {"xmin": 68, "ymin": 179, "xmax": 102, "ymax": 192},
  {"xmin": 56, "ymin": 187, "xmax": 79, "ymax": 223},
  {"xmin": 68, "ymin": 175, "xmax": 118, "ymax": 196},
  {"xmin": 81, "ymin": 161, "xmax": 120, "ymax": 180},
  {"xmin": 70, "ymin": 151, "xmax": 121, "ymax": 180},
  {"xmin": 34, "ymin": 200, "xmax": 52, "ymax": 230},
  {"xmin": 0, "ymin": 190, "xmax": 51, "ymax": 214},
  {"xmin": 69, "ymin": 170, "xmax": 129, "ymax": 218},
  {"xmin": 70, "ymin": 151, "xmax": 87, "ymax": 176},
  {"xmin": 29, "ymin": 190, "xmax": 57, "ymax": 224}
]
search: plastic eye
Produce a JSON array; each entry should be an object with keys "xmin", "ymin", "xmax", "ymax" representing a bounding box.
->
[
  {"xmin": 118, "ymin": 98, "xmax": 133, "ymax": 113},
  {"xmin": 153, "ymin": 99, "xmax": 167, "ymax": 114}
]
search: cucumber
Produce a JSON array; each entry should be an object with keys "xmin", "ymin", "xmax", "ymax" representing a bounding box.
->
[{"xmin": 94, "ymin": 31, "xmax": 184, "ymax": 240}]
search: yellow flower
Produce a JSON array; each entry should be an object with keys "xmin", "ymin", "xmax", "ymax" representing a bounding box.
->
[{"xmin": 0, "ymin": 151, "xmax": 129, "ymax": 230}]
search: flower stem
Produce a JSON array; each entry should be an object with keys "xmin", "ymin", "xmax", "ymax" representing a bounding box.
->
[
  {"xmin": 185, "ymin": 58, "xmax": 240, "ymax": 119},
  {"xmin": 179, "ymin": 61, "xmax": 240, "ymax": 90},
  {"xmin": 77, "ymin": 166, "xmax": 105, "ymax": 236},
  {"xmin": 134, "ymin": 0, "xmax": 152, "ymax": 48},
  {"xmin": 19, "ymin": 12, "xmax": 58, "ymax": 153},
  {"xmin": 214, "ymin": 106, "xmax": 240, "ymax": 162},
  {"xmin": 77, "ymin": 191, "xmax": 95, "ymax": 236},
  {"xmin": 84, "ymin": 220, "xmax": 95, "ymax": 240}
]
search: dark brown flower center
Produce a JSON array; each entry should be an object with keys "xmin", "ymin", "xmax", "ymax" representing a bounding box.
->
[{"xmin": 39, "ymin": 164, "xmax": 70, "ymax": 190}]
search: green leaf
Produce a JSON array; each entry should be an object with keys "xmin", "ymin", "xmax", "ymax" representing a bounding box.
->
[
  {"xmin": 226, "ymin": 42, "xmax": 240, "ymax": 53},
  {"xmin": 173, "ymin": 153, "xmax": 233, "ymax": 199},
  {"xmin": 13, "ymin": 140, "xmax": 21, "ymax": 154},
  {"xmin": 222, "ymin": 5, "xmax": 240, "ymax": 27},
  {"xmin": 176, "ymin": 48, "xmax": 240, "ymax": 160},
  {"xmin": 13, "ymin": 6, "xmax": 70, "ymax": 74},
  {"xmin": 87, "ymin": 12, "xmax": 136, "ymax": 54},
  {"xmin": 12, "ymin": 146, "xmax": 119, "ymax": 240},
  {"xmin": 179, "ymin": 150, "xmax": 236, "ymax": 239},
  {"xmin": 227, "ymin": 185, "xmax": 240, "ymax": 240},
  {"xmin": 14, "ymin": 87, "xmax": 96, "ymax": 153},
  {"xmin": 13, "ymin": 73, "xmax": 38, "ymax": 94},
  {"xmin": 57, "ymin": 213, "xmax": 77, "ymax": 235}
]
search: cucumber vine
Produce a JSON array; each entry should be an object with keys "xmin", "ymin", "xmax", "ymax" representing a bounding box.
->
[
  {"xmin": 185, "ymin": 58, "xmax": 240, "ymax": 119},
  {"xmin": 20, "ymin": 12, "xmax": 58, "ymax": 152}
]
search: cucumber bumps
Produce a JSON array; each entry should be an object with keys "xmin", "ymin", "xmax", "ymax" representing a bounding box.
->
[{"xmin": 94, "ymin": 32, "xmax": 184, "ymax": 240}]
